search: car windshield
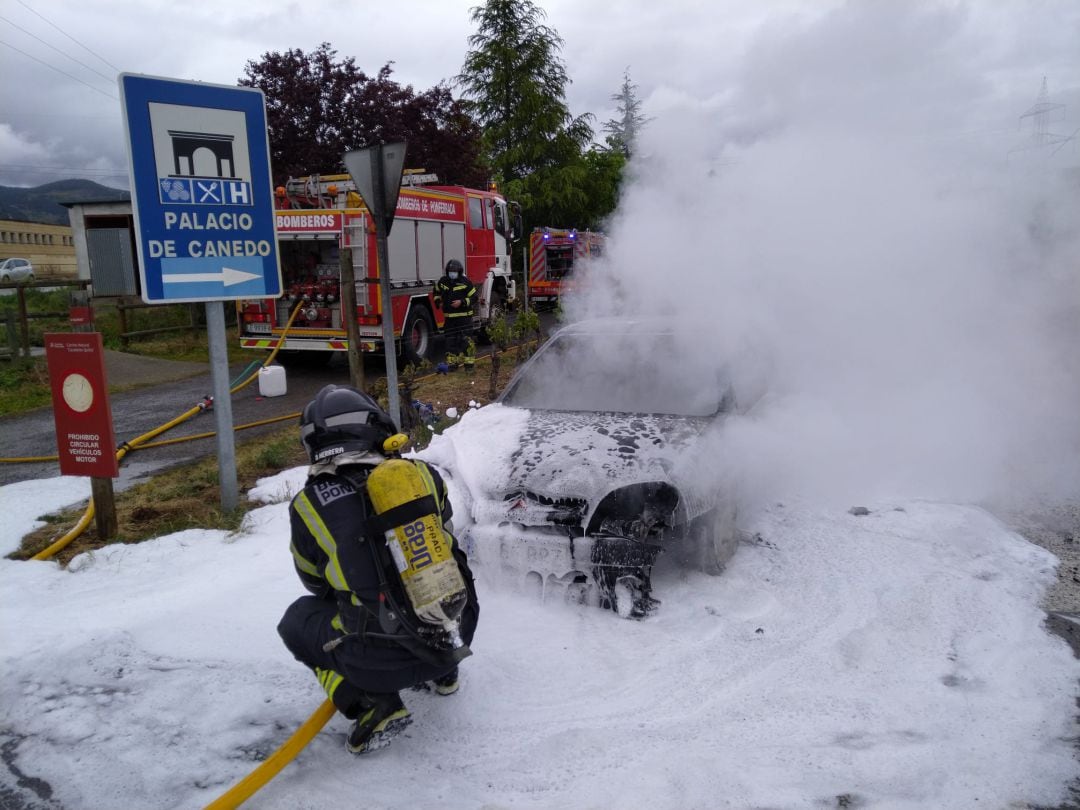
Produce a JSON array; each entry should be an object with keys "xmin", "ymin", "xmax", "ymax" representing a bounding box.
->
[{"xmin": 502, "ymin": 332, "xmax": 733, "ymax": 417}]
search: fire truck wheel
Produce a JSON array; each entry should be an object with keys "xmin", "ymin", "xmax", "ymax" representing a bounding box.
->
[{"xmin": 403, "ymin": 306, "xmax": 434, "ymax": 364}]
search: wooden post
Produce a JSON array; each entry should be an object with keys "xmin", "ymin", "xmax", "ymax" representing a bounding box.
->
[
  {"xmin": 339, "ymin": 247, "xmax": 365, "ymax": 390},
  {"xmin": 16, "ymin": 285, "xmax": 30, "ymax": 358},
  {"xmin": 90, "ymin": 477, "xmax": 118, "ymax": 540},
  {"xmin": 118, "ymin": 300, "xmax": 129, "ymax": 347},
  {"xmin": 4, "ymin": 311, "xmax": 16, "ymax": 358}
]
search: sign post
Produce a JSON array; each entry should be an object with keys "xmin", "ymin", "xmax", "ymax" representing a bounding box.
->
[
  {"xmin": 45, "ymin": 332, "xmax": 119, "ymax": 539},
  {"xmin": 120, "ymin": 74, "xmax": 282, "ymax": 512},
  {"xmin": 343, "ymin": 143, "xmax": 407, "ymax": 427}
]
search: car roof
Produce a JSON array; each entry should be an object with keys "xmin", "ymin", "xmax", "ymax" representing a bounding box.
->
[{"xmin": 547, "ymin": 316, "xmax": 685, "ymax": 338}]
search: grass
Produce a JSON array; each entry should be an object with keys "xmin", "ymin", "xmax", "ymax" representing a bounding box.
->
[
  {"xmin": 0, "ymin": 294, "xmax": 251, "ymax": 415},
  {"xmin": 11, "ymin": 425, "xmax": 309, "ymax": 564},
  {"xmin": 0, "ymin": 358, "xmax": 54, "ymax": 414},
  {"xmin": 8, "ymin": 340, "xmax": 535, "ymax": 563}
]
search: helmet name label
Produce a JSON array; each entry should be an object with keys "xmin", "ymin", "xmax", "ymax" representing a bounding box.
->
[{"xmin": 313, "ymin": 445, "xmax": 345, "ymax": 462}]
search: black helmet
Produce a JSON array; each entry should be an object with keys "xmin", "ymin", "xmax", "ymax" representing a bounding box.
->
[
  {"xmin": 299, "ymin": 385, "xmax": 398, "ymax": 463},
  {"xmin": 445, "ymin": 259, "xmax": 464, "ymax": 275}
]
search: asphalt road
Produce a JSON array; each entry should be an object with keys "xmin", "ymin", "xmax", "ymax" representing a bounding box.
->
[
  {"xmin": 0, "ymin": 309, "xmax": 559, "ymax": 490},
  {"xmin": 0, "ymin": 351, "xmax": 360, "ymax": 489}
]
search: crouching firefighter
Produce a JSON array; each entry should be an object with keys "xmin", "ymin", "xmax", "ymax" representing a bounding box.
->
[{"xmin": 278, "ymin": 384, "xmax": 479, "ymax": 754}]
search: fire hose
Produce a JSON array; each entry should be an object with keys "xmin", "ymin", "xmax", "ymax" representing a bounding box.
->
[{"xmin": 28, "ymin": 302, "xmax": 305, "ymax": 562}]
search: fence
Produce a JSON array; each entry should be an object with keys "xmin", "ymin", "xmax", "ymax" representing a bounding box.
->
[
  {"xmin": 0, "ymin": 279, "xmax": 90, "ymax": 360},
  {"xmin": 0, "ymin": 281, "xmax": 227, "ymax": 360}
]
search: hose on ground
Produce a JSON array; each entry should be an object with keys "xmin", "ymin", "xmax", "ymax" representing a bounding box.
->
[
  {"xmin": 27, "ymin": 303, "xmax": 305, "ymax": 561},
  {"xmin": 202, "ymin": 700, "xmax": 335, "ymax": 810}
]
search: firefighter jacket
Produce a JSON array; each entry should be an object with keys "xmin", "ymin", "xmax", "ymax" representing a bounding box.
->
[
  {"xmin": 288, "ymin": 459, "xmax": 472, "ymax": 646},
  {"xmin": 433, "ymin": 274, "xmax": 477, "ymax": 320}
]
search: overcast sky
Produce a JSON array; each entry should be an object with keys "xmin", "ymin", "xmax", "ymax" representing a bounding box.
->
[{"xmin": 1, "ymin": 0, "xmax": 1078, "ymax": 190}]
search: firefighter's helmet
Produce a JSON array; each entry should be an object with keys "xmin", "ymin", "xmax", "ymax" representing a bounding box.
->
[
  {"xmin": 299, "ymin": 384, "xmax": 399, "ymax": 463},
  {"xmin": 445, "ymin": 259, "xmax": 464, "ymax": 276}
]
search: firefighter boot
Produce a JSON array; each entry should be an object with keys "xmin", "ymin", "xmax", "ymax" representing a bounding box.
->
[
  {"xmin": 346, "ymin": 692, "xmax": 412, "ymax": 754},
  {"xmin": 432, "ymin": 666, "xmax": 459, "ymax": 696}
]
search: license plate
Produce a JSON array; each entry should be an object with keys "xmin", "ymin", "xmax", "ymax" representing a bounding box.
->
[{"xmin": 246, "ymin": 323, "xmax": 272, "ymax": 334}]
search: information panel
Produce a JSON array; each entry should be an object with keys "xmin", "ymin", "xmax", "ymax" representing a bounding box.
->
[
  {"xmin": 44, "ymin": 332, "xmax": 119, "ymax": 478},
  {"xmin": 120, "ymin": 74, "xmax": 282, "ymax": 303}
]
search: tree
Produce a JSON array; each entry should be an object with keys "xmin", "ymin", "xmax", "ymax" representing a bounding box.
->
[
  {"xmin": 457, "ymin": 0, "xmax": 593, "ymax": 189},
  {"xmin": 240, "ymin": 43, "xmax": 486, "ymax": 187},
  {"xmin": 602, "ymin": 68, "xmax": 650, "ymax": 158}
]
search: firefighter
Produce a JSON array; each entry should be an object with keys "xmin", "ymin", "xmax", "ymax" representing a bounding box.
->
[
  {"xmin": 277, "ymin": 384, "xmax": 480, "ymax": 754},
  {"xmin": 433, "ymin": 258, "xmax": 477, "ymax": 354}
]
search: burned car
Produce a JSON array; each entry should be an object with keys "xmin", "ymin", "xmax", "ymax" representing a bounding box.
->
[{"xmin": 421, "ymin": 318, "xmax": 742, "ymax": 618}]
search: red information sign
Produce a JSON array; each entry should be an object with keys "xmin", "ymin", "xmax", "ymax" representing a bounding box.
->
[
  {"xmin": 69, "ymin": 305, "xmax": 92, "ymax": 325},
  {"xmin": 44, "ymin": 332, "xmax": 119, "ymax": 478}
]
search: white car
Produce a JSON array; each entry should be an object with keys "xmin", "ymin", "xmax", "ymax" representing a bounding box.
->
[
  {"xmin": 0, "ymin": 258, "xmax": 34, "ymax": 283},
  {"xmin": 420, "ymin": 318, "xmax": 743, "ymax": 618}
]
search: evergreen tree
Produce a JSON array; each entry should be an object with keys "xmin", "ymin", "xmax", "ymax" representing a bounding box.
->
[
  {"xmin": 603, "ymin": 68, "xmax": 650, "ymax": 158},
  {"xmin": 458, "ymin": 1, "xmax": 626, "ymax": 235},
  {"xmin": 457, "ymin": 0, "xmax": 593, "ymax": 189}
]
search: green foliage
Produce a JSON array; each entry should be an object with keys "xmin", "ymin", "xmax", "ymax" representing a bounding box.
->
[
  {"xmin": 603, "ymin": 69, "xmax": 651, "ymax": 158},
  {"xmin": 252, "ymin": 434, "xmax": 293, "ymax": 469},
  {"xmin": 445, "ymin": 337, "xmax": 477, "ymax": 369},
  {"xmin": 458, "ymin": 0, "xmax": 593, "ymax": 186},
  {"xmin": 512, "ymin": 306, "xmax": 541, "ymax": 364},
  {"xmin": 0, "ymin": 358, "xmax": 52, "ymax": 414},
  {"xmin": 512, "ymin": 307, "xmax": 539, "ymax": 339},
  {"xmin": 485, "ymin": 312, "xmax": 513, "ymax": 351},
  {"xmin": 458, "ymin": 1, "xmax": 624, "ymax": 232},
  {"xmin": 241, "ymin": 43, "xmax": 487, "ymax": 187}
]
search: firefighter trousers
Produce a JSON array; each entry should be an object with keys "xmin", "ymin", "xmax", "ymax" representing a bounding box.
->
[
  {"xmin": 278, "ymin": 595, "xmax": 476, "ymax": 717},
  {"xmin": 443, "ymin": 314, "xmax": 475, "ymax": 354}
]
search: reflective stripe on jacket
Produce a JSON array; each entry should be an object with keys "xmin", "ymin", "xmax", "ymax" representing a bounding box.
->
[{"xmin": 434, "ymin": 276, "xmax": 477, "ymax": 318}]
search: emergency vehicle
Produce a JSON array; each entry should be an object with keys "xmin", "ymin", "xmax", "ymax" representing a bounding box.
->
[
  {"xmin": 237, "ymin": 174, "xmax": 520, "ymax": 363},
  {"xmin": 527, "ymin": 227, "xmax": 605, "ymax": 308}
]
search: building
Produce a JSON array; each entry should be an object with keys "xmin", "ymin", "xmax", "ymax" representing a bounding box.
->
[{"xmin": 0, "ymin": 218, "xmax": 78, "ymax": 278}]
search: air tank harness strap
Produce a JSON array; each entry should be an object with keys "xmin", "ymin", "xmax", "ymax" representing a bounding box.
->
[{"xmin": 366, "ymin": 496, "xmax": 439, "ymax": 536}]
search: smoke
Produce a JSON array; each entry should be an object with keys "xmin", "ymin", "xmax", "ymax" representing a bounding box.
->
[{"xmin": 564, "ymin": 1, "xmax": 1080, "ymax": 512}]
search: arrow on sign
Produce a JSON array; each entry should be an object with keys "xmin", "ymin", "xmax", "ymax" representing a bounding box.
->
[{"xmin": 162, "ymin": 266, "xmax": 261, "ymax": 286}]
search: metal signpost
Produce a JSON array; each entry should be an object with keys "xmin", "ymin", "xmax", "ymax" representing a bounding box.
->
[
  {"xmin": 120, "ymin": 74, "xmax": 282, "ymax": 511},
  {"xmin": 343, "ymin": 143, "xmax": 407, "ymax": 427}
]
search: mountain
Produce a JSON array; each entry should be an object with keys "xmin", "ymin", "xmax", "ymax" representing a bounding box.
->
[{"xmin": 0, "ymin": 179, "xmax": 130, "ymax": 226}]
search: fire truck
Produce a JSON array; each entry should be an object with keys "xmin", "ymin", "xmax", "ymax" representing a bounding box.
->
[
  {"xmin": 527, "ymin": 227, "xmax": 605, "ymax": 309},
  {"xmin": 237, "ymin": 174, "xmax": 520, "ymax": 363}
]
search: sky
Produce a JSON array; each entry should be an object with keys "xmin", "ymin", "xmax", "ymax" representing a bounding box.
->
[
  {"xmin": 0, "ymin": 0, "xmax": 1078, "ymax": 190},
  {"xmin": 2, "ymin": 423, "xmax": 1078, "ymax": 809}
]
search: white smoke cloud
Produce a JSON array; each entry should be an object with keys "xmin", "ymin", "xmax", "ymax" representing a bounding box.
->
[{"xmin": 565, "ymin": 1, "xmax": 1080, "ymax": 513}]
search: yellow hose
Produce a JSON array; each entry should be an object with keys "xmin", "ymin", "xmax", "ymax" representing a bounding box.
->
[
  {"xmin": 27, "ymin": 303, "xmax": 305, "ymax": 562},
  {"xmin": 203, "ymin": 700, "xmax": 336, "ymax": 810},
  {"xmin": 30, "ymin": 502, "xmax": 95, "ymax": 561},
  {"xmin": 135, "ymin": 412, "xmax": 301, "ymax": 450}
]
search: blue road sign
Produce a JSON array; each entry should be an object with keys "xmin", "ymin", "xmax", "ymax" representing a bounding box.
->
[{"xmin": 119, "ymin": 74, "xmax": 282, "ymax": 304}]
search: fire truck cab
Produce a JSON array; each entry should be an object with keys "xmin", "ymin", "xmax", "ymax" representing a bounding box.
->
[
  {"xmin": 527, "ymin": 227, "xmax": 605, "ymax": 309},
  {"xmin": 237, "ymin": 173, "xmax": 520, "ymax": 363}
]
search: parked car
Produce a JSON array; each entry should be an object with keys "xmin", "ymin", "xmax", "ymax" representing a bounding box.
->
[
  {"xmin": 420, "ymin": 317, "xmax": 743, "ymax": 618},
  {"xmin": 0, "ymin": 258, "xmax": 34, "ymax": 283}
]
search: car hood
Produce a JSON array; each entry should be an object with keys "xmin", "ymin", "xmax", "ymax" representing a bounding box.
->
[
  {"xmin": 503, "ymin": 409, "xmax": 710, "ymax": 502},
  {"xmin": 418, "ymin": 403, "xmax": 728, "ymax": 533}
]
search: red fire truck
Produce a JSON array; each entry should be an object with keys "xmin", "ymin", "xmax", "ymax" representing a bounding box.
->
[
  {"xmin": 527, "ymin": 227, "xmax": 605, "ymax": 309},
  {"xmin": 237, "ymin": 174, "xmax": 520, "ymax": 363}
]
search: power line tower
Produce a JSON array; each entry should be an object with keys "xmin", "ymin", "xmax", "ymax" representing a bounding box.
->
[{"xmin": 1011, "ymin": 77, "xmax": 1077, "ymax": 160}]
